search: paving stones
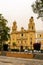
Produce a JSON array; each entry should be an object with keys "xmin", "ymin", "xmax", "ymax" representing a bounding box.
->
[{"xmin": 0, "ymin": 56, "xmax": 43, "ymax": 65}]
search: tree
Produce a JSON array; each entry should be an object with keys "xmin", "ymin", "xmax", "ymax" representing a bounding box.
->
[
  {"xmin": 3, "ymin": 44, "xmax": 8, "ymax": 51},
  {"xmin": 33, "ymin": 43, "xmax": 41, "ymax": 51},
  {"xmin": 32, "ymin": 0, "xmax": 43, "ymax": 20},
  {"xmin": 0, "ymin": 14, "xmax": 10, "ymax": 50}
]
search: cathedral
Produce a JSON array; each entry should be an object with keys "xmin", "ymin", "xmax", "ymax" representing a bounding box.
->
[{"xmin": 9, "ymin": 17, "xmax": 43, "ymax": 50}]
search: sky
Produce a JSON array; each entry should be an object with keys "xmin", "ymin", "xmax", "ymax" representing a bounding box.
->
[{"xmin": 0, "ymin": 0, "xmax": 43, "ymax": 31}]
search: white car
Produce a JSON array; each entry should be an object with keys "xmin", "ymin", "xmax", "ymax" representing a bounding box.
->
[{"xmin": 24, "ymin": 49, "xmax": 28, "ymax": 52}]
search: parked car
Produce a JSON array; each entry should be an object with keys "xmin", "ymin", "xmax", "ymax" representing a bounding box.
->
[{"xmin": 24, "ymin": 49, "xmax": 28, "ymax": 52}]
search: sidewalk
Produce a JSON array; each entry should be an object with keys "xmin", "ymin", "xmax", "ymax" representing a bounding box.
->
[{"xmin": 0, "ymin": 51, "xmax": 43, "ymax": 60}]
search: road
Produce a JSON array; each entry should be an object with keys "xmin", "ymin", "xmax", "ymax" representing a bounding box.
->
[{"xmin": 0, "ymin": 56, "xmax": 43, "ymax": 65}]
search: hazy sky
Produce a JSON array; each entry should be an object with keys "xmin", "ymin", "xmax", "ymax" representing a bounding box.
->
[{"xmin": 0, "ymin": 0, "xmax": 43, "ymax": 31}]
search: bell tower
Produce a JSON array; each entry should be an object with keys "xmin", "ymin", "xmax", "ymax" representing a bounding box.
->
[
  {"xmin": 28, "ymin": 16, "xmax": 35, "ymax": 31},
  {"xmin": 12, "ymin": 21, "xmax": 17, "ymax": 32},
  {"xmin": 28, "ymin": 17, "xmax": 36, "ymax": 49}
]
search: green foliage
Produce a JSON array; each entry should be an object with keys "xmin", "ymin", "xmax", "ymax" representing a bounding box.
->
[
  {"xmin": 13, "ymin": 42, "xmax": 16, "ymax": 46},
  {"xmin": 32, "ymin": 0, "xmax": 43, "ymax": 20},
  {"xmin": 33, "ymin": 43, "xmax": 41, "ymax": 51},
  {"xmin": 3, "ymin": 44, "xmax": 8, "ymax": 51},
  {"xmin": 0, "ymin": 14, "xmax": 10, "ymax": 43}
]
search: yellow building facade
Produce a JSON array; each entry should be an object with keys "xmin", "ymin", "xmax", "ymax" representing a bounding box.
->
[
  {"xmin": 36, "ymin": 31, "xmax": 43, "ymax": 49},
  {"xmin": 9, "ymin": 17, "xmax": 43, "ymax": 50}
]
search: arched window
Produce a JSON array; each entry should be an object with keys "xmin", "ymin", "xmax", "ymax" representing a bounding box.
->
[
  {"xmin": 32, "ymin": 26, "xmax": 33, "ymax": 30},
  {"xmin": 21, "ymin": 33, "xmax": 23, "ymax": 36}
]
